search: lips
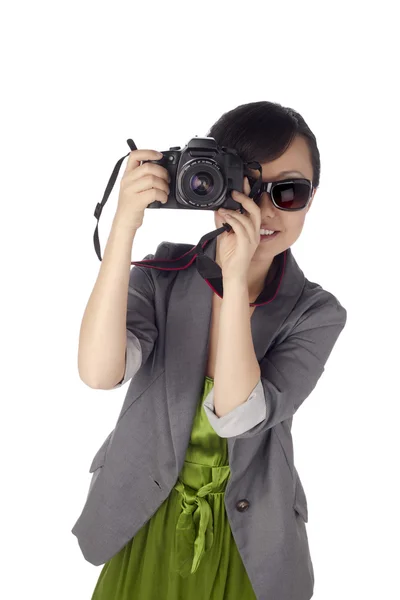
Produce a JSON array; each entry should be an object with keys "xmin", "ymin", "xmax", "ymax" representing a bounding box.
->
[{"xmin": 260, "ymin": 231, "xmax": 280, "ymax": 241}]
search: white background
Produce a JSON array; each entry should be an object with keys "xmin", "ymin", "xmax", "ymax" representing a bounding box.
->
[{"xmin": 1, "ymin": 1, "xmax": 399, "ymax": 598}]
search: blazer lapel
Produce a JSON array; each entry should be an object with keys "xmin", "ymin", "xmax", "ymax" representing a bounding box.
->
[
  {"xmin": 165, "ymin": 239, "xmax": 214, "ymax": 471},
  {"xmin": 164, "ymin": 235, "xmax": 305, "ymax": 471}
]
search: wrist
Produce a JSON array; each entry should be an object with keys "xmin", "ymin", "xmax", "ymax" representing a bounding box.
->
[
  {"xmin": 222, "ymin": 271, "xmax": 247, "ymax": 284},
  {"xmin": 222, "ymin": 275, "xmax": 248, "ymax": 291},
  {"xmin": 113, "ymin": 210, "xmax": 142, "ymax": 235}
]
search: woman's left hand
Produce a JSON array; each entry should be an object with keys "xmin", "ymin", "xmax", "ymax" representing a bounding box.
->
[{"xmin": 217, "ymin": 176, "xmax": 261, "ymax": 280}]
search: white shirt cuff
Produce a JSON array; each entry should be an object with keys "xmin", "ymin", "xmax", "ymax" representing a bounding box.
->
[
  {"xmin": 202, "ymin": 379, "xmax": 266, "ymax": 438},
  {"xmin": 112, "ymin": 330, "xmax": 142, "ymax": 388}
]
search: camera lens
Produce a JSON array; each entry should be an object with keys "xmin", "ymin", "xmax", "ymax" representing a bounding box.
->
[
  {"xmin": 178, "ymin": 158, "xmax": 225, "ymax": 207},
  {"xmin": 190, "ymin": 172, "xmax": 214, "ymax": 196}
]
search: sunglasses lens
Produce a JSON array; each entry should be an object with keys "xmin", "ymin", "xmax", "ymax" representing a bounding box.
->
[
  {"xmin": 273, "ymin": 181, "xmax": 310, "ymax": 209},
  {"xmin": 248, "ymin": 178, "xmax": 311, "ymax": 209}
]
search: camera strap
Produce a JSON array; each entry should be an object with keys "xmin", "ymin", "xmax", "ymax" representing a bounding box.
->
[{"xmin": 93, "ymin": 138, "xmax": 267, "ymax": 298}]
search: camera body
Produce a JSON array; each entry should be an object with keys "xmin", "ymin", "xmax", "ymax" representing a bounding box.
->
[{"xmin": 142, "ymin": 136, "xmax": 246, "ymax": 211}]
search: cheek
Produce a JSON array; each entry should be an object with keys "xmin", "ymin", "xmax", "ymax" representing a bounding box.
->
[
  {"xmin": 269, "ymin": 218, "xmax": 304, "ymax": 249},
  {"xmin": 295, "ymin": 216, "xmax": 307, "ymax": 232},
  {"xmin": 286, "ymin": 215, "xmax": 305, "ymax": 233}
]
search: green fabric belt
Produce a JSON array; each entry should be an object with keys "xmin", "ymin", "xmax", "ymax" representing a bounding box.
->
[{"xmin": 173, "ymin": 462, "xmax": 231, "ymax": 577}]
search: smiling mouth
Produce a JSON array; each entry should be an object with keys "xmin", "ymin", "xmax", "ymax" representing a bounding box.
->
[{"xmin": 260, "ymin": 231, "xmax": 280, "ymax": 241}]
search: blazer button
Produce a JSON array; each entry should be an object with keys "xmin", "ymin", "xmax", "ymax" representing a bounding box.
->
[{"xmin": 236, "ymin": 499, "xmax": 250, "ymax": 512}]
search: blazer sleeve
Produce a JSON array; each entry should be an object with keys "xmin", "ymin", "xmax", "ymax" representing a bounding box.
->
[
  {"xmin": 112, "ymin": 254, "xmax": 159, "ymax": 388},
  {"xmin": 203, "ymin": 300, "xmax": 347, "ymax": 438}
]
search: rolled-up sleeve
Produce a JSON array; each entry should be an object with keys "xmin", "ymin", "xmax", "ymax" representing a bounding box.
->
[
  {"xmin": 203, "ymin": 378, "xmax": 266, "ymax": 437},
  {"xmin": 111, "ymin": 253, "xmax": 158, "ymax": 389},
  {"xmin": 203, "ymin": 300, "xmax": 347, "ymax": 439},
  {"xmin": 112, "ymin": 330, "xmax": 143, "ymax": 388}
]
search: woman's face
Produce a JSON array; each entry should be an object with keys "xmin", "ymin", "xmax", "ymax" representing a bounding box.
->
[{"xmin": 214, "ymin": 135, "xmax": 317, "ymax": 263}]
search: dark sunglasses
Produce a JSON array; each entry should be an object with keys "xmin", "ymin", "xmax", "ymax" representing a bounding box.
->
[{"xmin": 247, "ymin": 176, "xmax": 314, "ymax": 211}]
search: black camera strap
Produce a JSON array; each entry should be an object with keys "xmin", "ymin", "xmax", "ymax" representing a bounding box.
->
[{"xmin": 92, "ymin": 138, "xmax": 265, "ymax": 294}]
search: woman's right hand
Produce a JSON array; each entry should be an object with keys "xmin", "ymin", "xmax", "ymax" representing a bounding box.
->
[{"xmin": 116, "ymin": 149, "xmax": 171, "ymax": 231}]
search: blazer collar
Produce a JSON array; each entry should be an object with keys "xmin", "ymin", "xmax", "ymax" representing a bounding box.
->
[
  {"xmin": 201, "ymin": 235, "xmax": 288, "ymax": 307},
  {"xmin": 132, "ymin": 229, "xmax": 304, "ymax": 308}
]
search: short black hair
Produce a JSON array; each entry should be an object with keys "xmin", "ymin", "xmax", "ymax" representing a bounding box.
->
[{"xmin": 206, "ymin": 101, "xmax": 320, "ymax": 189}]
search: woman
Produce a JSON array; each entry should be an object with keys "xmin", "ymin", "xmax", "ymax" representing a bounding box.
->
[{"xmin": 73, "ymin": 101, "xmax": 347, "ymax": 600}]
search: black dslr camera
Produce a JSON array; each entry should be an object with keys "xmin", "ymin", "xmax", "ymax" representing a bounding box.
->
[{"xmin": 142, "ymin": 136, "xmax": 248, "ymax": 212}]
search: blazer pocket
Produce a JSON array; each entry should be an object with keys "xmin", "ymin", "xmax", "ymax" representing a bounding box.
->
[
  {"xmin": 85, "ymin": 431, "xmax": 114, "ymax": 501},
  {"xmin": 293, "ymin": 470, "xmax": 308, "ymax": 522},
  {"xmin": 89, "ymin": 429, "xmax": 114, "ymax": 472}
]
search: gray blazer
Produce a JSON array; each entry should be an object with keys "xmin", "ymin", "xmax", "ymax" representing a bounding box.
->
[{"xmin": 71, "ymin": 235, "xmax": 347, "ymax": 600}]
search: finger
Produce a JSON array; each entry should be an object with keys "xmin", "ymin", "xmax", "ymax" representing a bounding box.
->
[
  {"xmin": 124, "ymin": 149, "xmax": 163, "ymax": 174},
  {"xmin": 129, "ymin": 174, "xmax": 170, "ymax": 196},
  {"xmin": 232, "ymin": 183, "xmax": 257, "ymax": 207},
  {"xmin": 131, "ymin": 162, "xmax": 170, "ymax": 183},
  {"xmin": 231, "ymin": 188, "xmax": 261, "ymax": 228},
  {"xmin": 223, "ymin": 212, "xmax": 253, "ymax": 243}
]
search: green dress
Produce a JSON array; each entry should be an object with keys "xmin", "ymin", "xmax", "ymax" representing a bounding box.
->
[{"xmin": 91, "ymin": 375, "xmax": 257, "ymax": 599}]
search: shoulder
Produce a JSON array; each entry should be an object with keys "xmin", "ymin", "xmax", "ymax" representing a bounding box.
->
[
  {"xmin": 154, "ymin": 240, "xmax": 194, "ymax": 260},
  {"xmin": 141, "ymin": 240, "xmax": 196, "ymax": 283},
  {"xmin": 300, "ymin": 277, "xmax": 347, "ymax": 327}
]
